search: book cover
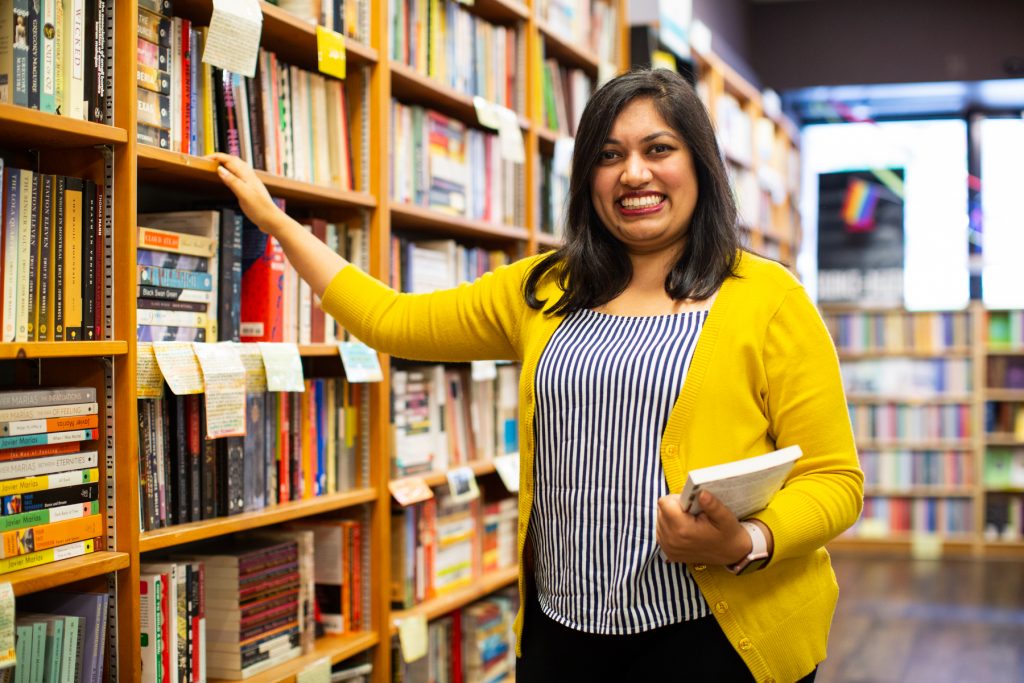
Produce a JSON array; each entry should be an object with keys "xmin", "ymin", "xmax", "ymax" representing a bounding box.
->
[
  {"xmin": 679, "ymin": 445, "xmax": 804, "ymax": 519},
  {"xmin": 239, "ymin": 219, "xmax": 285, "ymax": 342}
]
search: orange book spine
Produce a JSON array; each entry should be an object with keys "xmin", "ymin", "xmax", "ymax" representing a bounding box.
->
[{"xmin": 0, "ymin": 513, "xmax": 103, "ymax": 558}]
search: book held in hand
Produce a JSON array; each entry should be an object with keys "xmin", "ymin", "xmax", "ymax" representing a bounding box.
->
[{"xmin": 679, "ymin": 445, "xmax": 803, "ymax": 519}]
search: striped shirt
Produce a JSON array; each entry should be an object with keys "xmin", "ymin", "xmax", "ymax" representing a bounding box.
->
[{"xmin": 532, "ymin": 307, "xmax": 711, "ymax": 634}]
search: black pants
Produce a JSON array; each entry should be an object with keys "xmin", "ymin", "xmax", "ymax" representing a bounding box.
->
[{"xmin": 516, "ymin": 596, "xmax": 817, "ymax": 682}]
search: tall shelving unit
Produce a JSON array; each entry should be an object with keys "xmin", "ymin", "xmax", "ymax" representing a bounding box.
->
[{"xmin": 0, "ymin": 1, "xmax": 629, "ymax": 681}]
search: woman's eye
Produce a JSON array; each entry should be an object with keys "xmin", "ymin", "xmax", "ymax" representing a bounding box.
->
[
  {"xmin": 599, "ymin": 150, "xmax": 619, "ymax": 161},
  {"xmin": 650, "ymin": 144, "xmax": 671, "ymax": 154}
]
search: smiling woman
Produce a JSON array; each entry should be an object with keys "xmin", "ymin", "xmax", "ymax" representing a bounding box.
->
[{"xmin": 211, "ymin": 68, "xmax": 862, "ymax": 683}]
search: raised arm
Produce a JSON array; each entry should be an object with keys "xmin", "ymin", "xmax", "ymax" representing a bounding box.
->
[
  {"xmin": 211, "ymin": 153, "xmax": 531, "ymax": 362},
  {"xmin": 211, "ymin": 153, "xmax": 346, "ymax": 299}
]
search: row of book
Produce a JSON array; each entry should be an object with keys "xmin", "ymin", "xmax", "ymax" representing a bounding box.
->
[
  {"xmin": 538, "ymin": 150, "xmax": 569, "ymax": 239},
  {"xmin": 986, "ymin": 356, "xmax": 1024, "ymax": 390},
  {"xmin": 389, "ymin": 0, "xmax": 524, "ymax": 114},
  {"xmin": 271, "ymin": 0, "xmax": 369, "ymax": 42},
  {"xmin": 822, "ymin": 310, "xmax": 972, "ymax": 353},
  {"xmin": 0, "ymin": 164, "xmax": 105, "ymax": 342},
  {"xmin": 138, "ymin": 378, "xmax": 361, "ymax": 532},
  {"xmin": 849, "ymin": 404, "xmax": 972, "ymax": 442},
  {"xmin": 391, "ymin": 364, "xmax": 518, "ymax": 479},
  {"xmin": 391, "ymin": 488, "xmax": 516, "ymax": 609},
  {"xmin": 540, "ymin": 55, "xmax": 591, "ymax": 138},
  {"xmin": 984, "ymin": 448, "xmax": 1024, "ymax": 489},
  {"xmin": 853, "ymin": 496, "xmax": 974, "ymax": 536},
  {"xmin": 136, "ymin": 208, "xmax": 360, "ymax": 344},
  {"xmin": 389, "ymin": 236, "xmax": 511, "ymax": 295},
  {"xmin": 985, "ymin": 494, "xmax": 1024, "ymax": 541},
  {"xmin": 987, "ymin": 310, "xmax": 1024, "ymax": 350},
  {"xmin": 6, "ymin": 592, "xmax": 109, "ymax": 683},
  {"xmin": 860, "ymin": 450, "xmax": 973, "ymax": 489},
  {"xmin": 0, "ymin": 0, "xmax": 107, "ymax": 121},
  {"xmin": 137, "ymin": 3, "xmax": 355, "ymax": 191},
  {"xmin": 391, "ymin": 101, "xmax": 525, "ymax": 228},
  {"xmin": 539, "ymin": 0, "xmax": 618, "ymax": 64},
  {"xmin": 141, "ymin": 520, "xmax": 367, "ymax": 681},
  {"xmin": 392, "ymin": 587, "xmax": 518, "ymax": 683},
  {"xmin": 841, "ymin": 358, "xmax": 972, "ymax": 396},
  {"xmin": 985, "ymin": 402, "xmax": 1024, "ymax": 439},
  {"xmin": 0, "ymin": 386, "xmax": 103, "ymax": 576}
]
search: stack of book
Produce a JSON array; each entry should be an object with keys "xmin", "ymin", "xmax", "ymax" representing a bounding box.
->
[
  {"xmin": 389, "ymin": 236, "xmax": 511, "ymax": 294},
  {"xmin": 136, "ymin": 211, "xmax": 221, "ymax": 343},
  {"xmin": 12, "ymin": 592, "xmax": 110, "ymax": 682},
  {"xmin": 1, "ymin": 165, "xmax": 105, "ymax": 342},
  {"xmin": 139, "ymin": 559, "xmax": 207, "ymax": 683},
  {"xmin": 0, "ymin": 387, "xmax": 102, "ymax": 575},
  {"xmin": 272, "ymin": 0, "xmax": 369, "ymax": 42},
  {"xmin": 540, "ymin": 54, "xmax": 592, "ymax": 137}
]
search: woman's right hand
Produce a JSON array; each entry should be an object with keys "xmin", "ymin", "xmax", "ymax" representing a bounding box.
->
[{"xmin": 209, "ymin": 153, "xmax": 284, "ymax": 235}]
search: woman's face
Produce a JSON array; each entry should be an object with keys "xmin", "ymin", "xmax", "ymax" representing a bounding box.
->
[{"xmin": 590, "ymin": 97, "xmax": 698, "ymax": 259}]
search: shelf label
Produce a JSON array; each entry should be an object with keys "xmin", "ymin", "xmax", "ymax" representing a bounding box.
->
[
  {"xmin": 494, "ymin": 453, "xmax": 520, "ymax": 493},
  {"xmin": 316, "ymin": 26, "xmax": 346, "ymax": 80},
  {"xmin": 389, "ymin": 477, "xmax": 434, "ymax": 507},
  {"xmin": 911, "ymin": 532, "xmax": 943, "ymax": 560},
  {"xmin": 296, "ymin": 657, "xmax": 331, "ymax": 683},
  {"xmin": 473, "ymin": 96, "xmax": 500, "ymax": 130},
  {"xmin": 496, "ymin": 106, "xmax": 525, "ymax": 164},
  {"xmin": 338, "ymin": 341, "xmax": 383, "ymax": 383},
  {"xmin": 235, "ymin": 343, "xmax": 268, "ymax": 393},
  {"xmin": 0, "ymin": 583, "xmax": 13, "ymax": 670},
  {"xmin": 397, "ymin": 614, "xmax": 428, "ymax": 662},
  {"xmin": 136, "ymin": 342, "xmax": 165, "ymax": 399},
  {"xmin": 259, "ymin": 343, "xmax": 306, "ymax": 392},
  {"xmin": 153, "ymin": 342, "xmax": 205, "ymax": 395},
  {"xmin": 203, "ymin": 0, "xmax": 263, "ymax": 78},
  {"xmin": 446, "ymin": 466, "xmax": 480, "ymax": 503},
  {"xmin": 193, "ymin": 343, "xmax": 247, "ymax": 438}
]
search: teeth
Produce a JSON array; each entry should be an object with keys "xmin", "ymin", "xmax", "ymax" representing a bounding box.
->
[{"xmin": 621, "ymin": 195, "xmax": 663, "ymax": 209}]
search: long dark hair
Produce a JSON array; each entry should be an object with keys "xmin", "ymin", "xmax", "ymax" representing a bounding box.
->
[{"xmin": 524, "ymin": 69, "xmax": 739, "ymax": 314}]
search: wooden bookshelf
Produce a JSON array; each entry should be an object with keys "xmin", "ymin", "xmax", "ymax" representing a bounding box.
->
[
  {"xmin": 0, "ymin": 103, "xmax": 129, "ymax": 148},
  {"xmin": 136, "ymin": 145, "xmax": 377, "ymax": 210},
  {"xmin": 5, "ymin": 552, "xmax": 131, "ymax": 597},
  {"xmin": 536, "ymin": 20, "xmax": 600, "ymax": 73},
  {"xmin": 139, "ymin": 488, "xmax": 378, "ymax": 553},
  {"xmin": 210, "ymin": 631, "xmax": 380, "ymax": 683},
  {"xmin": 0, "ymin": 342, "xmax": 128, "ymax": 360},
  {"xmin": 846, "ymin": 394, "xmax": 972, "ymax": 405},
  {"xmin": 985, "ymin": 388, "xmax": 1024, "ymax": 401},
  {"xmin": 414, "ymin": 460, "xmax": 500, "ymax": 489},
  {"xmin": 390, "ymin": 565, "xmax": 519, "ymax": 633},
  {"xmin": 390, "ymin": 202, "xmax": 531, "ymax": 242},
  {"xmin": 838, "ymin": 349, "xmax": 973, "ymax": 360}
]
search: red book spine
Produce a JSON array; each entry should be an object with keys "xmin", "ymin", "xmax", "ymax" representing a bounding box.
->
[{"xmin": 239, "ymin": 229, "xmax": 285, "ymax": 342}]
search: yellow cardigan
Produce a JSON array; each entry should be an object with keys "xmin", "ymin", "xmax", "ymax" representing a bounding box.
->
[{"xmin": 321, "ymin": 249, "xmax": 863, "ymax": 683}]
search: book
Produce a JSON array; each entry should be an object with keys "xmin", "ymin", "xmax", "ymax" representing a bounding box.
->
[{"xmin": 679, "ymin": 445, "xmax": 803, "ymax": 519}]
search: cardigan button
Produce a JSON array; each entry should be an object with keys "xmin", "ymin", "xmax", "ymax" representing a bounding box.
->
[
  {"xmin": 765, "ymin": 678, "xmax": 776, "ymax": 683},
  {"xmin": 665, "ymin": 445, "xmax": 677, "ymax": 455},
  {"xmin": 714, "ymin": 601, "xmax": 729, "ymax": 614},
  {"xmin": 738, "ymin": 638, "xmax": 752, "ymax": 650},
  {"xmin": 692, "ymin": 564, "xmax": 707, "ymax": 572}
]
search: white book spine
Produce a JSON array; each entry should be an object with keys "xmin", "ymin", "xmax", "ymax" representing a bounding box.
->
[
  {"xmin": 2, "ymin": 164, "xmax": 19, "ymax": 342},
  {"xmin": 68, "ymin": 0, "xmax": 85, "ymax": 120},
  {"xmin": 15, "ymin": 170, "xmax": 32, "ymax": 342},
  {"xmin": 0, "ymin": 402, "xmax": 98, "ymax": 424},
  {"xmin": 0, "ymin": 451, "xmax": 98, "ymax": 481}
]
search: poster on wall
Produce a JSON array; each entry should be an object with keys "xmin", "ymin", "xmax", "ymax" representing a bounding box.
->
[{"xmin": 817, "ymin": 169, "xmax": 905, "ymax": 306}]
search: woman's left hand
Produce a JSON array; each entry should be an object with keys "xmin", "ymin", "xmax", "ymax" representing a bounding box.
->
[{"xmin": 656, "ymin": 490, "xmax": 751, "ymax": 566}]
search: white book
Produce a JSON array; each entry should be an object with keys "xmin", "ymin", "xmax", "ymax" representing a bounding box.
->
[
  {"xmin": 679, "ymin": 445, "xmax": 803, "ymax": 520},
  {"xmin": 2, "ymin": 160, "xmax": 18, "ymax": 342}
]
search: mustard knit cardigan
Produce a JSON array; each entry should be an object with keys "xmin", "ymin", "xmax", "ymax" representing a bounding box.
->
[{"xmin": 321, "ymin": 249, "xmax": 864, "ymax": 683}]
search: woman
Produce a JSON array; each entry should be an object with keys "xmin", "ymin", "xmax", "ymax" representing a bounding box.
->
[{"xmin": 212, "ymin": 69, "xmax": 862, "ymax": 682}]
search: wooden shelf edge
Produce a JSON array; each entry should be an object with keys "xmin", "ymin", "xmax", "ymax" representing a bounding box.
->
[
  {"xmin": 139, "ymin": 488, "xmax": 378, "ymax": 553},
  {"xmin": 398, "ymin": 460, "xmax": 500, "ymax": 490},
  {"xmin": 535, "ymin": 232, "xmax": 562, "ymax": 249},
  {"xmin": 137, "ymin": 145, "xmax": 376, "ymax": 209},
  {"xmin": 298, "ymin": 343, "xmax": 343, "ymax": 357},
  {"xmin": 0, "ymin": 341, "xmax": 128, "ymax": 359},
  {"xmin": 836, "ymin": 349, "xmax": 972, "ymax": 360},
  {"xmin": 390, "ymin": 203, "xmax": 530, "ymax": 242},
  {"xmin": 258, "ymin": 2, "xmax": 378, "ymax": 63},
  {"xmin": 862, "ymin": 488, "xmax": 976, "ymax": 498},
  {"xmin": 7, "ymin": 551, "xmax": 130, "ymax": 597},
  {"xmin": 210, "ymin": 631, "xmax": 379, "ymax": 683},
  {"xmin": 846, "ymin": 394, "xmax": 971, "ymax": 405},
  {"xmin": 0, "ymin": 104, "xmax": 128, "ymax": 146},
  {"xmin": 535, "ymin": 19, "xmax": 600, "ymax": 71},
  {"xmin": 390, "ymin": 566, "xmax": 519, "ymax": 633}
]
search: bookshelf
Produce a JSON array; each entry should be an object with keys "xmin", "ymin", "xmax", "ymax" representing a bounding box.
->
[{"xmin": 820, "ymin": 302, "xmax": 1024, "ymax": 558}]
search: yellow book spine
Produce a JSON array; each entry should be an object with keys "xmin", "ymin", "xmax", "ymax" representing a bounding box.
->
[
  {"xmin": 0, "ymin": 467, "xmax": 99, "ymax": 496},
  {"xmin": 64, "ymin": 183, "xmax": 83, "ymax": 340},
  {"xmin": 0, "ymin": 539, "xmax": 94, "ymax": 575}
]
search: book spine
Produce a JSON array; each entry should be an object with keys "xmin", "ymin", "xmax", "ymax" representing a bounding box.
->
[
  {"xmin": 217, "ymin": 209, "xmax": 242, "ymax": 342},
  {"xmin": 89, "ymin": 0, "xmax": 105, "ymax": 122},
  {"xmin": 40, "ymin": 0, "xmax": 56, "ymax": 113},
  {"xmin": 0, "ymin": 427, "xmax": 97, "ymax": 451},
  {"xmin": 186, "ymin": 395, "xmax": 201, "ymax": 523},
  {"xmin": 26, "ymin": 171, "xmax": 39, "ymax": 340},
  {"xmin": 0, "ymin": 413, "xmax": 98, "ymax": 437},
  {"xmin": 137, "ymin": 298, "xmax": 207, "ymax": 313},
  {"xmin": 2, "ymin": 168, "xmax": 19, "ymax": 343},
  {"xmin": 27, "ymin": 0, "xmax": 39, "ymax": 109},
  {"xmin": 0, "ymin": 539, "xmax": 95, "ymax": 574},
  {"xmin": 81, "ymin": 180, "xmax": 96, "ymax": 340},
  {"xmin": 0, "ymin": 387, "xmax": 96, "ymax": 409},
  {"xmin": 37, "ymin": 174, "xmax": 53, "ymax": 341},
  {"xmin": 92, "ymin": 182, "xmax": 104, "ymax": 342},
  {"xmin": 0, "ymin": 441, "xmax": 78, "ymax": 463},
  {"xmin": 0, "ymin": 402, "xmax": 97, "ymax": 424},
  {"xmin": 136, "ymin": 309, "xmax": 208, "ymax": 328},
  {"xmin": 135, "ymin": 325, "xmax": 206, "ymax": 343},
  {"xmin": 0, "ymin": 500, "xmax": 97, "ymax": 533},
  {"xmin": 15, "ymin": 169, "xmax": 32, "ymax": 341},
  {"xmin": 52, "ymin": 176, "xmax": 64, "ymax": 340},
  {"xmin": 63, "ymin": 177, "xmax": 83, "ymax": 341},
  {"xmin": 12, "ymin": 1, "xmax": 31, "ymax": 107},
  {"xmin": 0, "ymin": 450, "xmax": 98, "ymax": 480},
  {"xmin": 136, "ymin": 249, "xmax": 208, "ymax": 272},
  {"xmin": 67, "ymin": 0, "xmax": 85, "ymax": 120},
  {"xmin": 138, "ymin": 266, "xmax": 212, "ymax": 292},
  {"xmin": 2, "ymin": 480, "xmax": 99, "ymax": 514},
  {"xmin": 0, "ymin": 513, "xmax": 102, "ymax": 558},
  {"xmin": 136, "ymin": 285, "xmax": 211, "ymax": 304},
  {"xmin": 0, "ymin": 467, "xmax": 99, "ymax": 496}
]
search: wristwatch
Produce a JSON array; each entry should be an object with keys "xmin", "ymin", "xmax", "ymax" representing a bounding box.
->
[{"xmin": 726, "ymin": 521, "xmax": 770, "ymax": 575}]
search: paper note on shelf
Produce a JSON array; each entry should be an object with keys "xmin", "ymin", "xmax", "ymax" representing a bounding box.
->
[
  {"xmin": 471, "ymin": 360, "xmax": 497, "ymax": 382},
  {"xmin": 497, "ymin": 106, "xmax": 525, "ymax": 163},
  {"xmin": 203, "ymin": 0, "xmax": 263, "ymax": 78},
  {"xmin": 153, "ymin": 342, "xmax": 205, "ymax": 395},
  {"xmin": 235, "ymin": 343, "xmax": 268, "ymax": 393},
  {"xmin": 193, "ymin": 343, "xmax": 247, "ymax": 438},
  {"xmin": 136, "ymin": 342, "xmax": 165, "ymax": 399},
  {"xmin": 398, "ymin": 614, "xmax": 428, "ymax": 662},
  {"xmin": 389, "ymin": 477, "xmax": 434, "ymax": 507},
  {"xmin": 494, "ymin": 453, "xmax": 520, "ymax": 493},
  {"xmin": 679, "ymin": 445, "xmax": 803, "ymax": 519},
  {"xmin": 338, "ymin": 341, "xmax": 383, "ymax": 383},
  {"xmin": 296, "ymin": 657, "xmax": 331, "ymax": 683},
  {"xmin": 259, "ymin": 343, "xmax": 305, "ymax": 392},
  {"xmin": 473, "ymin": 96, "xmax": 501, "ymax": 130},
  {"xmin": 316, "ymin": 25, "xmax": 346, "ymax": 80},
  {"xmin": 0, "ymin": 583, "xmax": 13, "ymax": 669}
]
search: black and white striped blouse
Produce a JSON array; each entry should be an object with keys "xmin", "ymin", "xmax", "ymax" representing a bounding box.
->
[{"xmin": 531, "ymin": 307, "xmax": 710, "ymax": 634}]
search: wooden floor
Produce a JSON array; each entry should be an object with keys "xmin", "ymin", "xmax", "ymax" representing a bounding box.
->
[{"xmin": 820, "ymin": 553, "xmax": 1024, "ymax": 683}]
